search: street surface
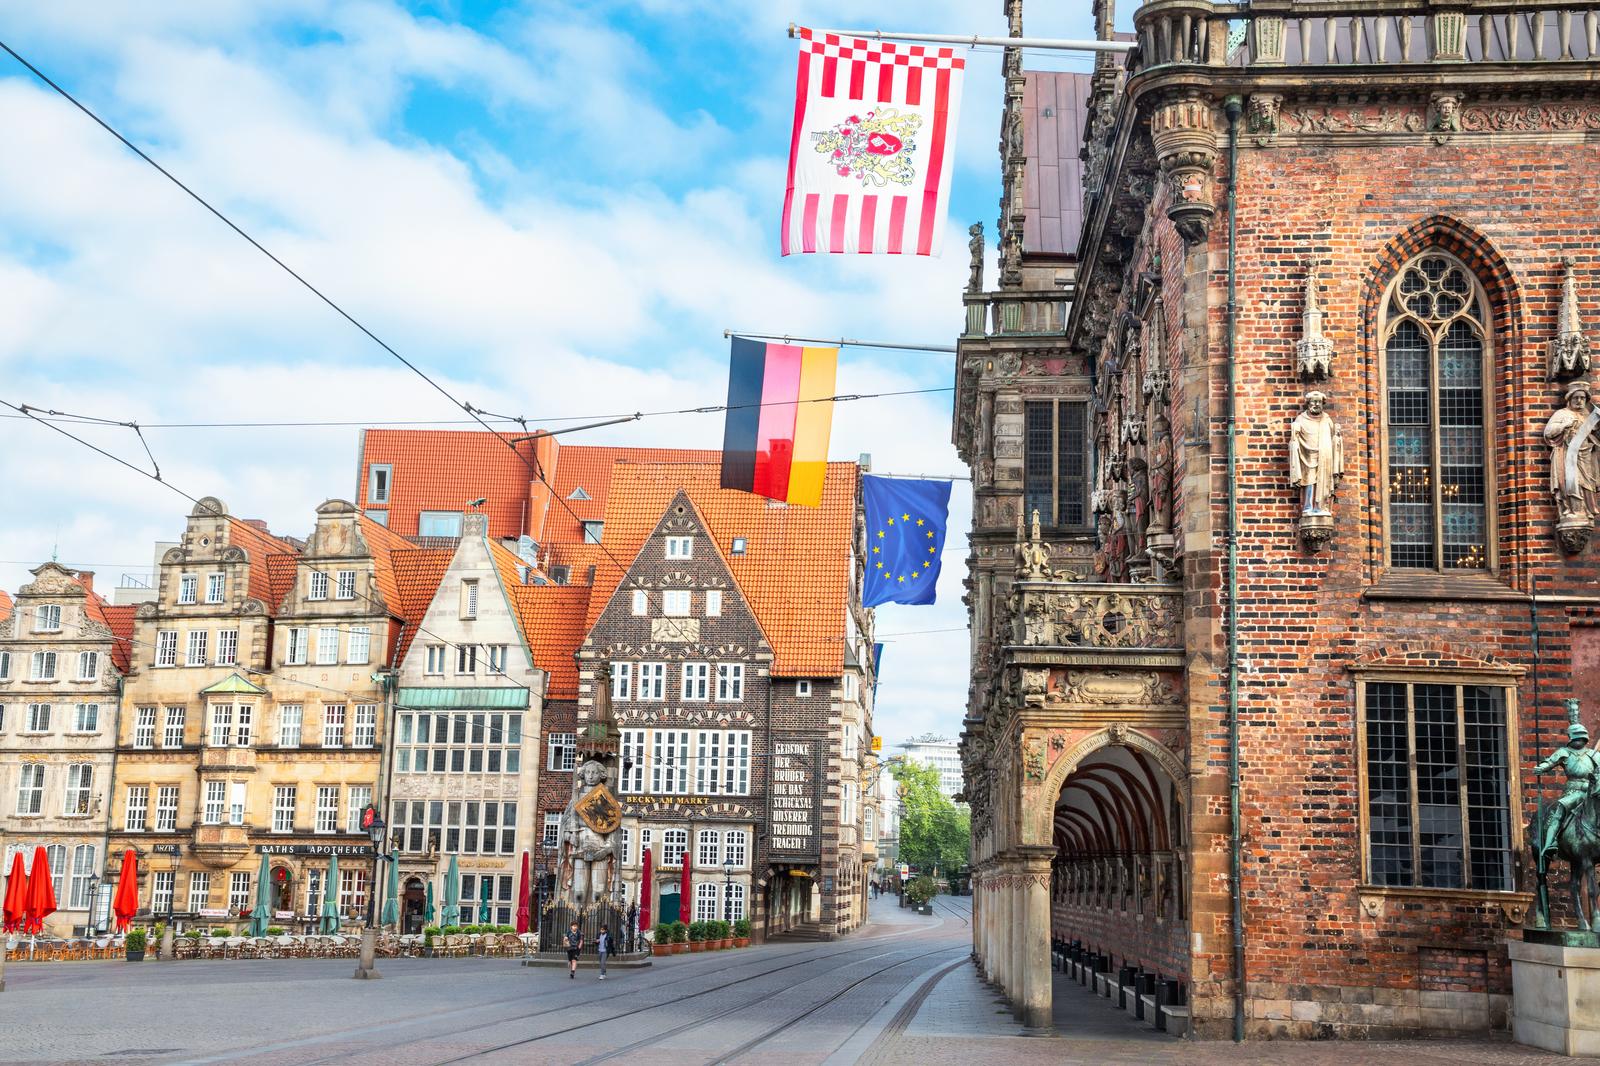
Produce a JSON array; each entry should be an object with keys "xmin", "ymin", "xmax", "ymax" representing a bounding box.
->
[{"xmin": 0, "ymin": 897, "xmax": 1569, "ymax": 1065}]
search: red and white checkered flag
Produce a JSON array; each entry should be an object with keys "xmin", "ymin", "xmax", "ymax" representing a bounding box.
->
[{"xmin": 781, "ymin": 28, "xmax": 965, "ymax": 257}]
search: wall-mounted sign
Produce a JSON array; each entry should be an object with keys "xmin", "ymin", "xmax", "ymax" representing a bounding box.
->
[
  {"xmin": 256, "ymin": 843, "xmax": 373, "ymax": 857},
  {"xmin": 769, "ymin": 734, "xmax": 822, "ymax": 862},
  {"xmin": 870, "ymin": 736, "xmax": 883, "ymax": 753},
  {"xmin": 151, "ymin": 844, "xmax": 182, "ymax": 855},
  {"xmin": 197, "ymin": 909, "xmax": 230, "ymax": 918}
]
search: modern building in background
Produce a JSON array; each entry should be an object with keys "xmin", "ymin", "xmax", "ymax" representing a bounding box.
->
[{"xmin": 896, "ymin": 733, "xmax": 963, "ymax": 800}]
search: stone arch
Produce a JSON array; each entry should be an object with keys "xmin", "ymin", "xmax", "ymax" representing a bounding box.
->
[
  {"xmin": 1026, "ymin": 726, "xmax": 1187, "ymax": 847},
  {"xmin": 1360, "ymin": 214, "xmax": 1525, "ymax": 342}
]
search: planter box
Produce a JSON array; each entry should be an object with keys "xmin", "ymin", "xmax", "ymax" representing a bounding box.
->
[
  {"xmin": 689, "ymin": 941, "xmax": 705, "ymax": 952},
  {"xmin": 734, "ymin": 937, "xmax": 749, "ymax": 948},
  {"xmin": 652, "ymin": 943, "xmax": 671, "ymax": 957},
  {"xmin": 125, "ymin": 947, "xmax": 145, "ymax": 962},
  {"xmin": 671, "ymin": 942, "xmax": 687, "ymax": 954}
]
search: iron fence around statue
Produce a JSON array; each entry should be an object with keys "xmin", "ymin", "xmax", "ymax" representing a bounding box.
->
[{"xmin": 538, "ymin": 901, "xmax": 640, "ymax": 957}]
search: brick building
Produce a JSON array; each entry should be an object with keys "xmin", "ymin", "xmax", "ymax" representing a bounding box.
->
[{"xmin": 957, "ymin": 0, "xmax": 1600, "ymax": 1039}]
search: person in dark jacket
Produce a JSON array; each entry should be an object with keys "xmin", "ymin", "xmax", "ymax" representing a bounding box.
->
[{"xmin": 565, "ymin": 921, "xmax": 583, "ymax": 979}]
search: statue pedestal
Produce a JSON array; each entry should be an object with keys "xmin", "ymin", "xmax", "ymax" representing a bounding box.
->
[
  {"xmin": 1297, "ymin": 512, "xmax": 1334, "ymax": 550},
  {"xmin": 1510, "ymin": 935, "xmax": 1600, "ymax": 1055},
  {"xmin": 1557, "ymin": 514, "xmax": 1594, "ymax": 555}
]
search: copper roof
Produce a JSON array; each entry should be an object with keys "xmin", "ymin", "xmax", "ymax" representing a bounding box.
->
[{"xmin": 1022, "ymin": 71, "xmax": 1092, "ymax": 258}]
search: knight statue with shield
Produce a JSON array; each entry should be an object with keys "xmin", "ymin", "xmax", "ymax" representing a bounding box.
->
[
  {"xmin": 1532, "ymin": 698, "xmax": 1600, "ymax": 930},
  {"xmin": 555, "ymin": 662, "xmax": 624, "ymax": 910}
]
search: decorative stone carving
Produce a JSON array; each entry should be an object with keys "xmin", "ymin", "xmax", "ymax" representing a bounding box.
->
[
  {"xmin": 967, "ymin": 222, "xmax": 985, "ymax": 294},
  {"xmin": 1290, "ymin": 391, "xmax": 1344, "ymax": 549},
  {"xmin": 1020, "ymin": 668, "xmax": 1048, "ymax": 708},
  {"xmin": 1150, "ymin": 94, "xmax": 1218, "ymax": 245},
  {"xmin": 1016, "ymin": 509, "xmax": 1053, "ymax": 579},
  {"xmin": 1023, "ymin": 740, "xmax": 1044, "ymax": 782},
  {"xmin": 1016, "ymin": 586, "xmax": 1182, "ymax": 651},
  {"xmin": 1294, "ymin": 264, "xmax": 1334, "ymax": 380},
  {"xmin": 1544, "ymin": 379, "xmax": 1600, "ymax": 554},
  {"xmin": 1247, "ymin": 92, "xmax": 1281, "ymax": 146},
  {"xmin": 1054, "ymin": 670, "xmax": 1176, "ymax": 707},
  {"xmin": 1462, "ymin": 104, "xmax": 1600, "ymax": 132},
  {"xmin": 1429, "ymin": 91, "xmax": 1462, "ymax": 144},
  {"xmin": 1280, "ymin": 106, "xmax": 1425, "ymax": 135},
  {"xmin": 1548, "ymin": 260, "xmax": 1592, "ymax": 382}
]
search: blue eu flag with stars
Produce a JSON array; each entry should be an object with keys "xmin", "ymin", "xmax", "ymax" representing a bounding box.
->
[{"xmin": 862, "ymin": 475, "xmax": 951, "ymax": 608}]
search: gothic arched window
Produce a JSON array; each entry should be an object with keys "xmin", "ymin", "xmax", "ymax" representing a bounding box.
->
[{"xmin": 1381, "ymin": 252, "xmax": 1494, "ymax": 571}]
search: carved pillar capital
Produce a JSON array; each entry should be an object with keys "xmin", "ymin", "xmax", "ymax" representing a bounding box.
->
[{"xmin": 1150, "ymin": 94, "xmax": 1218, "ymax": 245}]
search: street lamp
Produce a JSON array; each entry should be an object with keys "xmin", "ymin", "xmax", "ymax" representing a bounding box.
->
[
  {"xmin": 722, "ymin": 854, "xmax": 734, "ymax": 923},
  {"xmin": 82, "ymin": 875, "xmax": 100, "ymax": 935},
  {"xmin": 355, "ymin": 807, "xmax": 384, "ymax": 980}
]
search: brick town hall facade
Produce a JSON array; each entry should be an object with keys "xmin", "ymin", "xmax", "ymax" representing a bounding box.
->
[{"xmin": 959, "ymin": 0, "xmax": 1600, "ymax": 1039}]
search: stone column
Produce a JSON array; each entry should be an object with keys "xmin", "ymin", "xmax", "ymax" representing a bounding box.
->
[
  {"xmin": 1002, "ymin": 856, "xmax": 1019, "ymax": 1001},
  {"xmin": 1018, "ymin": 845, "xmax": 1056, "ymax": 1030}
]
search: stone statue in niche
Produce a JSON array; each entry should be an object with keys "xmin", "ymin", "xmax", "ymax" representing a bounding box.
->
[
  {"xmin": 1544, "ymin": 379, "xmax": 1600, "ymax": 553},
  {"xmin": 1289, "ymin": 391, "xmax": 1344, "ymax": 548},
  {"xmin": 967, "ymin": 222, "xmax": 985, "ymax": 294},
  {"xmin": 1548, "ymin": 259, "xmax": 1592, "ymax": 382}
]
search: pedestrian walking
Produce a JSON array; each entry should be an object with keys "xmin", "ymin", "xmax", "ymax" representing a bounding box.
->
[
  {"xmin": 565, "ymin": 921, "xmax": 583, "ymax": 979},
  {"xmin": 626, "ymin": 901, "xmax": 638, "ymax": 953},
  {"xmin": 596, "ymin": 926, "xmax": 610, "ymax": 980}
]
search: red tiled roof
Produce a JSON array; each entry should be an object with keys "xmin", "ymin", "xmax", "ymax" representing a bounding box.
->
[
  {"xmin": 0, "ymin": 589, "xmax": 12, "ymax": 622},
  {"xmin": 356, "ymin": 513, "xmax": 422, "ymax": 618},
  {"xmin": 100, "ymin": 604, "xmax": 137, "ymax": 673},
  {"xmin": 356, "ymin": 430, "xmax": 537, "ymax": 540},
  {"xmin": 585, "ymin": 461, "xmax": 858, "ymax": 677},
  {"xmin": 509, "ymin": 584, "xmax": 593, "ymax": 699},
  {"xmin": 545, "ymin": 446, "xmax": 719, "ymax": 544},
  {"xmin": 226, "ymin": 517, "xmax": 302, "ymax": 609},
  {"xmin": 387, "ymin": 547, "xmax": 455, "ymax": 665}
]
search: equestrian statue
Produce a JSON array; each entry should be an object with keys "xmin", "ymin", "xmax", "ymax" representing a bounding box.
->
[{"xmin": 1532, "ymin": 697, "xmax": 1600, "ymax": 929}]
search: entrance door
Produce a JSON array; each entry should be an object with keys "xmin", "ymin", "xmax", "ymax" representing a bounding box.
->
[
  {"xmin": 404, "ymin": 878, "xmax": 426, "ymax": 933},
  {"xmin": 659, "ymin": 890, "xmax": 681, "ymax": 925}
]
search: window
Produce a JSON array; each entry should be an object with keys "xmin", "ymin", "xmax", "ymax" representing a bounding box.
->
[
  {"xmin": 695, "ymin": 731, "xmax": 723, "ymax": 795},
  {"xmin": 367, "ymin": 511, "xmax": 388, "ymax": 527},
  {"xmin": 716, "ymin": 663, "xmax": 744, "ymax": 702},
  {"xmin": 209, "ymin": 704, "xmax": 232, "ymax": 747},
  {"xmin": 456, "ymin": 644, "xmax": 478, "ymax": 674},
  {"xmin": 663, "ymin": 590, "xmax": 691, "ymax": 616},
  {"xmin": 347, "ymin": 786, "xmax": 372, "ymax": 833},
  {"xmin": 134, "ymin": 706, "xmax": 157, "ymax": 748},
  {"xmin": 662, "ymin": 828, "xmax": 688, "ymax": 867},
  {"xmin": 45, "ymin": 844, "xmax": 65, "ymax": 902},
  {"xmin": 31, "ymin": 652, "xmax": 57, "ymax": 681},
  {"xmin": 425, "ymin": 645, "xmax": 446, "ymax": 675},
  {"xmin": 621, "ymin": 730, "xmax": 645, "ymax": 793},
  {"xmin": 696, "ymin": 829, "xmax": 720, "ymax": 867},
  {"xmin": 666, "ymin": 536, "xmax": 693, "ymax": 559},
  {"xmin": 273, "ymin": 786, "xmax": 297, "ymax": 833},
  {"xmin": 725, "ymin": 830, "xmax": 748, "ymax": 868},
  {"xmin": 461, "ymin": 579, "xmax": 479, "ymax": 619},
  {"xmin": 207, "ymin": 630, "xmax": 235, "ymax": 670},
  {"xmin": 278, "ymin": 704, "xmax": 302, "ymax": 747},
  {"xmin": 76, "ymin": 651, "xmax": 99, "ymax": 681},
  {"xmin": 152, "ymin": 871, "xmax": 174, "ymax": 915},
  {"xmin": 1382, "ymin": 253, "xmax": 1491, "ymax": 571},
  {"xmin": 844, "ymin": 673, "xmax": 859, "ymax": 701},
  {"xmin": 368, "ymin": 463, "xmax": 392, "ymax": 505},
  {"xmin": 189, "ymin": 871, "xmax": 211, "ymax": 912},
  {"xmin": 611, "ymin": 662, "xmax": 633, "ymax": 700},
  {"xmin": 206, "ymin": 572, "xmax": 225, "ymax": 604},
  {"xmin": 638, "ymin": 662, "xmax": 666, "ymax": 701},
  {"xmin": 548, "ymin": 732, "xmax": 576, "ymax": 772},
  {"xmin": 1360, "ymin": 678, "xmax": 1514, "ymax": 891},
  {"xmin": 731, "ymin": 537, "xmax": 747, "ymax": 555},
  {"xmin": 420, "ymin": 511, "xmax": 464, "ymax": 538},
  {"xmin": 1023, "ymin": 399, "xmax": 1090, "ymax": 528},
  {"xmin": 323, "ymin": 705, "xmax": 346, "ymax": 748},
  {"xmin": 542, "ymin": 812, "xmax": 561, "ymax": 849},
  {"xmin": 203, "ymin": 781, "xmax": 226, "ymax": 824},
  {"xmin": 15, "ymin": 764, "xmax": 44, "ymax": 814},
  {"xmin": 682, "ymin": 662, "xmax": 710, "ymax": 701},
  {"xmin": 73, "ymin": 703, "xmax": 99, "ymax": 733},
  {"xmin": 842, "ymin": 780, "xmax": 857, "ymax": 826},
  {"xmin": 651, "ymin": 730, "xmax": 691, "ymax": 794},
  {"xmin": 335, "ymin": 570, "xmax": 356, "ymax": 600},
  {"xmin": 706, "ymin": 590, "xmax": 722, "ymax": 617},
  {"xmin": 235, "ymin": 704, "xmax": 253, "ymax": 746},
  {"xmin": 487, "ymin": 644, "xmax": 508, "ymax": 673},
  {"xmin": 797, "ymin": 680, "xmax": 812, "ymax": 698},
  {"xmin": 316, "ymin": 628, "xmax": 339, "ymax": 665},
  {"xmin": 186, "ymin": 630, "xmax": 209, "ymax": 667},
  {"xmin": 392, "ymin": 711, "xmax": 521, "ymax": 778},
  {"xmin": 285, "ymin": 628, "xmax": 308, "ymax": 665},
  {"xmin": 155, "ymin": 631, "xmax": 178, "ymax": 667},
  {"xmin": 583, "ymin": 520, "xmax": 604, "ymax": 543},
  {"xmin": 353, "ymin": 704, "xmax": 377, "ymax": 748},
  {"xmin": 308, "ymin": 571, "xmax": 329, "ymax": 600},
  {"xmin": 229, "ymin": 872, "xmax": 252, "ymax": 913},
  {"xmin": 126, "ymin": 786, "xmax": 149, "ymax": 831},
  {"xmin": 155, "ymin": 786, "xmax": 179, "ymax": 831},
  {"xmin": 229, "ymin": 782, "xmax": 246, "ymax": 825},
  {"xmin": 316, "ymin": 786, "xmax": 339, "ymax": 833},
  {"xmin": 866, "ymin": 807, "xmax": 876, "ymax": 838},
  {"xmin": 178, "ymin": 575, "xmax": 198, "ymax": 605},
  {"xmin": 0, "ymin": 651, "xmax": 9, "ymax": 679},
  {"xmin": 695, "ymin": 881, "xmax": 721, "ymax": 922},
  {"xmin": 339, "ymin": 867, "xmax": 368, "ymax": 916},
  {"xmin": 27, "ymin": 702, "xmax": 50, "ymax": 732},
  {"xmin": 843, "ymin": 724, "xmax": 858, "ymax": 760},
  {"xmin": 631, "ymin": 589, "xmax": 648, "ymax": 615},
  {"xmin": 620, "ymin": 826, "xmax": 632, "ymax": 866}
]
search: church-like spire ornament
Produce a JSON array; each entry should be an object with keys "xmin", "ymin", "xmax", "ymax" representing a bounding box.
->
[
  {"xmin": 1549, "ymin": 259, "xmax": 1592, "ymax": 382},
  {"xmin": 1295, "ymin": 264, "xmax": 1334, "ymax": 381}
]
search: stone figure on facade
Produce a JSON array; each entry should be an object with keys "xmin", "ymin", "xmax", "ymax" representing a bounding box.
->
[
  {"xmin": 1429, "ymin": 92, "xmax": 1461, "ymax": 144},
  {"xmin": 1016, "ymin": 509, "xmax": 1052, "ymax": 579},
  {"xmin": 1531, "ymin": 698, "xmax": 1600, "ymax": 931},
  {"xmin": 557, "ymin": 757, "xmax": 621, "ymax": 909},
  {"xmin": 1544, "ymin": 379, "xmax": 1600, "ymax": 553},
  {"xmin": 1548, "ymin": 259, "xmax": 1592, "ymax": 382},
  {"xmin": 967, "ymin": 222, "xmax": 985, "ymax": 294},
  {"xmin": 1288, "ymin": 391, "xmax": 1344, "ymax": 515}
]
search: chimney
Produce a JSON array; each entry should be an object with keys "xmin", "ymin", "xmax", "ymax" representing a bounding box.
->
[
  {"xmin": 76, "ymin": 571, "xmax": 95, "ymax": 594},
  {"xmin": 463, "ymin": 512, "xmax": 489, "ymax": 538},
  {"xmin": 244, "ymin": 519, "xmax": 271, "ymax": 533}
]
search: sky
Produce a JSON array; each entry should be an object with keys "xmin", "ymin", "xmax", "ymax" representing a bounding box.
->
[{"xmin": 0, "ymin": 1, "xmax": 1107, "ymax": 746}]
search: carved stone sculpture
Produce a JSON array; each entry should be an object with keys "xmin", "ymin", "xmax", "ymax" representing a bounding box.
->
[
  {"xmin": 1150, "ymin": 94, "xmax": 1218, "ymax": 245},
  {"xmin": 1430, "ymin": 92, "xmax": 1462, "ymax": 144},
  {"xmin": 1248, "ymin": 92, "xmax": 1281, "ymax": 147},
  {"xmin": 556, "ymin": 757, "xmax": 621, "ymax": 908},
  {"xmin": 1016, "ymin": 509, "xmax": 1052, "ymax": 579},
  {"xmin": 1548, "ymin": 260, "xmax": 1592, "ymax": 382},
  {"xmin": 1289, "ymin": 391, "xmax": 1344, "ymax": 548},
  {"xmin": 1544, "ymin": 379, "xmax": 1600, "ymax": 553},
  {"xmin": 967, "ymin": 222, "xmax": 985, "ymax": 294},
  {"xmin": 1294, "ymin": 265, "xmax": 1335, "ymax": 380}
]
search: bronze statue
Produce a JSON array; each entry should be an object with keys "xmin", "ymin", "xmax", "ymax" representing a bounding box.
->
[
  {"xmin": 967, "ymin": 222, "xmax": 985, "ymax": 294},
  {"xmin": 1532, "ymin": 698, "xmax": 1600, "ymax": 930}
]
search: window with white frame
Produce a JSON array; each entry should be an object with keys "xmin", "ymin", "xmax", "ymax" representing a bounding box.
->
[
  {"xmin": 0, "ymin": 705, "xmax": 6, "ymax": 732},
  {"xmin": 391, "ymin": 799, "xmax": 515, "ymax": 856},
  {"xmin": 27, "ymin": 702, "xmax": 50, "ymax": 732},
  {"xmin": 278, "ymin": 704, "xmax": 302, "ymax": 747},
  {"xmin": 421, "ymin": 511, "xmax": 464, "ymax": 538},
  {"xmin": 726, "ymin": 883, "xmax": 747, "ymax": 920},
  {"xmin": 631, "ymin": 589, "xmax": 648, "ymax": 615},
  {"xmin": 235, "ymin": 704, "xmax": 253, "ymax": 746},
  {"xmin": 347, "ymin": 627, "xmax": 370, "ymax": 666},
  {"xmin": 126, "ymin": 786, "xmax": 149, "ymax": 831},
  {"xmin": 542, "ymin": 812, "xmax": 561, "ymax": 848},
  {"xmin": 353, "ymin": 704, "xmax": 377, "ymax": 748},
  {"xmin": 392, "ymin": 711, "xmax": 522, "ymax": 777},
  {"xmin": 217, "ymin": 629, "xmax": 238, "ymax": 666},
  {"xmin": 189, "ymin": 871, "xmax": 211, "ymax": 911},
  {"xmin": 461, "ymin": 579, "xmax": 479, "ymax": 619},
  {"xmin": 163, "ymin": 706, "xmax": 186, "ymax": 748},
  {"xmin": 682, "ymin": 662, "xmax": 710, "ymax": 701},
  {"xmin": 663, "ymin": 590, "xmax": 691, "ymax": 616},
  {"xmin": 206, "ymin": 572, "xmax": 225, "ymax": 604},
  {"xmin": 64, "ymin": 764, "xmax": 92, "ymax": 815},
  {"xmin": 339, "ymin": 867, "xmax": 368, "ymax": 916},
  {"xmin": 33, "ymin": 603, "xmax": 62, "ymax": 632},
  {"xmin": 621, "ymin": 730, "xmax": 645, "ymax": 793},
  {"xmin": 696, "ymin": 829, "xmax": 720, "ymax": 867},
  {"xmin": 155, "ymin": 631, "xmax": 178, "ymax": 667},
  {"xmin": 178, "ymin": 575, "xmax": 198, "ymax": 605},
  {"xmin": 629, "ymin": 728, "xmax": 749, "ymax": 796},
  {"xmin": 842, "ymin": 780, "xmax": 856, "ymax": 826},
  {"xmin": 316, "ymin": 628, "xmax": 339, "ymax": 665},
  {"xmin": 796, "ymin": 680, "xmax": 812, "ymax": 697},
  {"xmin": 651, "ymin": 730, "xmax": 691, "ymax": 794},
  {"xmin": 31, "ymin": 652, "xmax": 57, "ymax": 681},
  {"xmin": 611, "ymin": 662, "xmax": 633, "ymax": 700},
  {"xmin": 548, "ymin": 732, "xmax": 576, "ymax": 772},
  {"xmin": 229, "ymin": 872, "xmax": 252, "ymax": 912},
  {"xmin": 639, "ymin": 828, "xmax": 653, "ymax": 866},
  {"xmin": 716, "ymin": 663, "xmax": 744, "ymax": 702},
  {"xmin": 347, "ymin": 786, "xmax": 372, "ymax": 833},
  {"xmin": 203, "ymin": 780, "xmax": 226, "ymax": 824},
  {"xmin": 335, "ymin": 570, "xmax": 356, "ymax": 600},
  {"xmin": 316, "ymin": 786, "xmax": 339, "ymax": 833},
  {"xmin": 323, "ymin": 705, "xmax": 346, "ymax": 748},
  {"xmin": 488, "ymin": 644, "xmax": 508, "ymax": 673},
  {"xmin": 724, "ymin": 830, "xmax": 748, "ymax": 868},
  {"xmin": 152, "ymin": 871, "xmax": 174, "ymax": 914},
  {"xmin": 308, "ymin": 571, "xmax": 329, "ymax": 600},
  {"xmin": 15, "ymin": 764, "xmax": 43, "ymax": 814},
  {"xmin": 695, "ymin": 731, "xmax": 723, "ymax": 795},
  {"xmin": 706, "ymin": 590, "xmax": 722, "ymax": 617},
  {"xmin": 456, "ymin": 644, "xmax": 477, "ymax": 674},
  {"xmin": 307, "ymin": 870, "xmax": 322, "ymax": 917},
  {"xmin": 45, "ymin": 844, "xmax": 65, "ymax": 902},
  {"xmin": 843, "ymin": 673, "xmax": 859, "ymax": 701},
  {"xmin": 368, "ymin": 464, "xmax": 392, "ymax": 505},
  {"xmin": 695, "ymin": 881, "xmax": 721, "ymax": 921},
  {"xmin": 74, "ymin": 703, "xmax": 99, "ymax": 733},
  {"xmin": 662, "ymin": 828, "xmax": 688, "ymax": 867},
  {"xmin": 425, "ymin": 645, "xmax": 446, "ymax": 674},
  {"xmin": 285, "ymin": 628, "xmax": 308, "ymax": 665},
  {"xmin": 638, "ymin": 662, "xmax": 666, "ymax": 700},
  {"xmin": 583, "ymin": 519, "xmax": 604, "ymax": 543},
  {"xmin": 665, "ymin": 536, "xmax": 693, "ymax": 559},
  {"xmin": 186, "ymin": 630, "xmax": 208, "ymax": 667},
  {"xmin": 134, "ymin": 706, "xmax": 157, "ymax": 748},
  {"xmin": 155, "ymin": 786, "xmax": 179, "ymax": 831},
  {"xmin": 229, "ymin": 782, "xmax": 246, "ymax": 825},
  {"xmin": 209, "ymin": 704, "xmax": 232, "ymax": 747},
  {"xmin": 77, "ymin": 651, "xmax": 99, "ymax": 681},
  {"xmin": 866, "ymin": 807, "xmax": 875, "ymax": 838},
  {"xmin": 273, "ymin": 785, "xmax": 297, "ymax": 832},
  {"xmin": 843, "ymin": 725, "xmax": 858, "ymax": 760}
]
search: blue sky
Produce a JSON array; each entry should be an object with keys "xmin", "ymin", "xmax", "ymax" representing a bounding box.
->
[{"xmin": 0, "ymin": 1, "xmax": 1109, "ymax": 744}]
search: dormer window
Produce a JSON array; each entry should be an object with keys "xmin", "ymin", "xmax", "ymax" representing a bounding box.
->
[
  {"xmin": 665, "ymin": 536, "xmax": 693, "ymax": 559},
  {"xmin": 33, "ymin": 604, "xmax": 61, "ymax": 632},
  {"xmin": 583, "ymin": 520, "xmax": 604, "ymax": 543},
  {"xmin": 368, "ymin": 464, "xmax": 392, "ymax": 505}
]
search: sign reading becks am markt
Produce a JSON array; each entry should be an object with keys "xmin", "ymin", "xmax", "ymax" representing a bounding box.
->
[{"xmin": 770, "ymin": 736, "xmax": 821, "ymax": 860}]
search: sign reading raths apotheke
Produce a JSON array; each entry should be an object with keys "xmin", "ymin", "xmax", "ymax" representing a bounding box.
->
[
  {"xmin": 256, "ymin": 843, "xmax": 374, "ymax": 857},
  {"xmin": 769, "ymin": 735, "xmax": 821, "ymax": 861}
]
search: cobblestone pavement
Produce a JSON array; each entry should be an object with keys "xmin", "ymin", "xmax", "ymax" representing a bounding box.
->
[{"xmin": 0, "ymin": 898, "xmax": 1572, "ymax": 1065}]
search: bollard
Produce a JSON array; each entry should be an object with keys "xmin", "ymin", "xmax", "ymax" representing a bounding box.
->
[
  {"xmin": 353, "ymin": 926, "xmax": 382, "ymax": 980},
  {"xmin": 1134, "ymin": 971, "xmax": 1157, "ymax": 1020},
  {"xmin": 1118, "ymin": 965, "xmax": 1137, "ymax": 1010}
]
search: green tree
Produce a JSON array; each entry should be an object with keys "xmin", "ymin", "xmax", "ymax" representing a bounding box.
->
[{"xmin": 890, "ymin": 761, "xmax": 970, "ymax": 875}]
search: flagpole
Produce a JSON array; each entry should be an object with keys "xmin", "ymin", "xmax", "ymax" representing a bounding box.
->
[
  {"xmin": 789, "ymin": 24, "xmax": 1134, "ymax": 54},
  {"xmin": 723, "ymin": 330, "xmax": 956, "ymax": 355}
]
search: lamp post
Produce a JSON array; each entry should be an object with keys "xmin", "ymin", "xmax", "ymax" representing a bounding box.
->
[
  {"xmin": 355, "ymin": 807, "xmax": 385, "ymax": 979},
  {"xmin": 722, "ymin": 855, "xmax": 734, "ymax": 923},
  {"xmin": 82, "ymin": 874, "xmax": 101, "ymax": 935}
]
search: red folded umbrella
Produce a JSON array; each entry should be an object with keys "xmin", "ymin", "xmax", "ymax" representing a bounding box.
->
[
  {"xmin": 112, "ymin": 850, "xmax": 140, "ymax": 933},
  {"xmin": 640, "ymin": 847, "xmax": 652, "ymax": 931},
  {"xmin": 514, "ymin": 851, "xmax": 531, "ymax": 935},
  {"xmin": 680, "ymin": 852, "xmax": 691, "ymax": 925},
  {"xmin": 26, "ymin": 846, "xmax": 56, "ymax": 935},
  {"xmin": 2, "ymin": 851, "xmax": 26, "ymax": 933}
]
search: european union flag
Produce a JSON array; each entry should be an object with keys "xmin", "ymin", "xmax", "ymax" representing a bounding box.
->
[{"xmin": 861, "ymin": 475, "xmax": 951, "ymax": 608}]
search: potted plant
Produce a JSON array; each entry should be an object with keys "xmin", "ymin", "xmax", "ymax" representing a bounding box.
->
[
  {"xmin": 906, "ymin": 875, "xmax": 936, "ymax": 914},
  {"xmin": 671, "ymin": 921, "xmax": 688, "ymax": 954},
  {"xmin": 423, "ymin": 925, "xmax": 441, "ymax": 957},
  {"xmin": 651, "ymin": 923, "xmax": 672, "ymax": 957},
  {"xmin": 733, "ymin": 918, "xmax": 751, "ymax": 948},
  {"xmin": 265, "ymin": 926, "xmax": 286, "ymax": 937},
  {"xmin": 685, "ymin": 921, "xmax": 704, "ymax": 952},
  {"xmin": 125, "ymin": 928, "xmax": 147, "ymax": 962},
  {"xmin": 713, "ymin": 920, "xmax": 731, "ymax": 949}
]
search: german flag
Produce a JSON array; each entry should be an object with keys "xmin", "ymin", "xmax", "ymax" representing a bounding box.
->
[{"xmin": 720, "ymin": 337, "xmax": 838, "ymax": 507}]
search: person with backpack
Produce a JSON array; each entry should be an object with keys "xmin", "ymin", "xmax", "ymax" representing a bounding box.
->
[
  {"xmin": 565, "ymin": 921, "xmax": 583, "ymax": 979},
  {"xmin": 596, "ymin": 926, "xmax": 610, "ymax": 980}
]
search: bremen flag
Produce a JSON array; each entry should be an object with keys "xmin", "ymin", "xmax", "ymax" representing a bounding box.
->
[
  {"xmin": 720, "ymin": 337, "xmax": 838, "ymax": 507},
  {"xmin": 781, "ymin": 27, "xmax": 964, "ymax": 256}
]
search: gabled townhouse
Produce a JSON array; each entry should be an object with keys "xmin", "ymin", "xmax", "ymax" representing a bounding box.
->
[{"xmin": 0, "ymin": 565, "xmax": 134, "ymax": 935}]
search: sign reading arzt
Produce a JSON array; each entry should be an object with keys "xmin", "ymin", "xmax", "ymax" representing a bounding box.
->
[{"xmin": 770, "ymin": 736, "xmax": 820, "ymax": 860}]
